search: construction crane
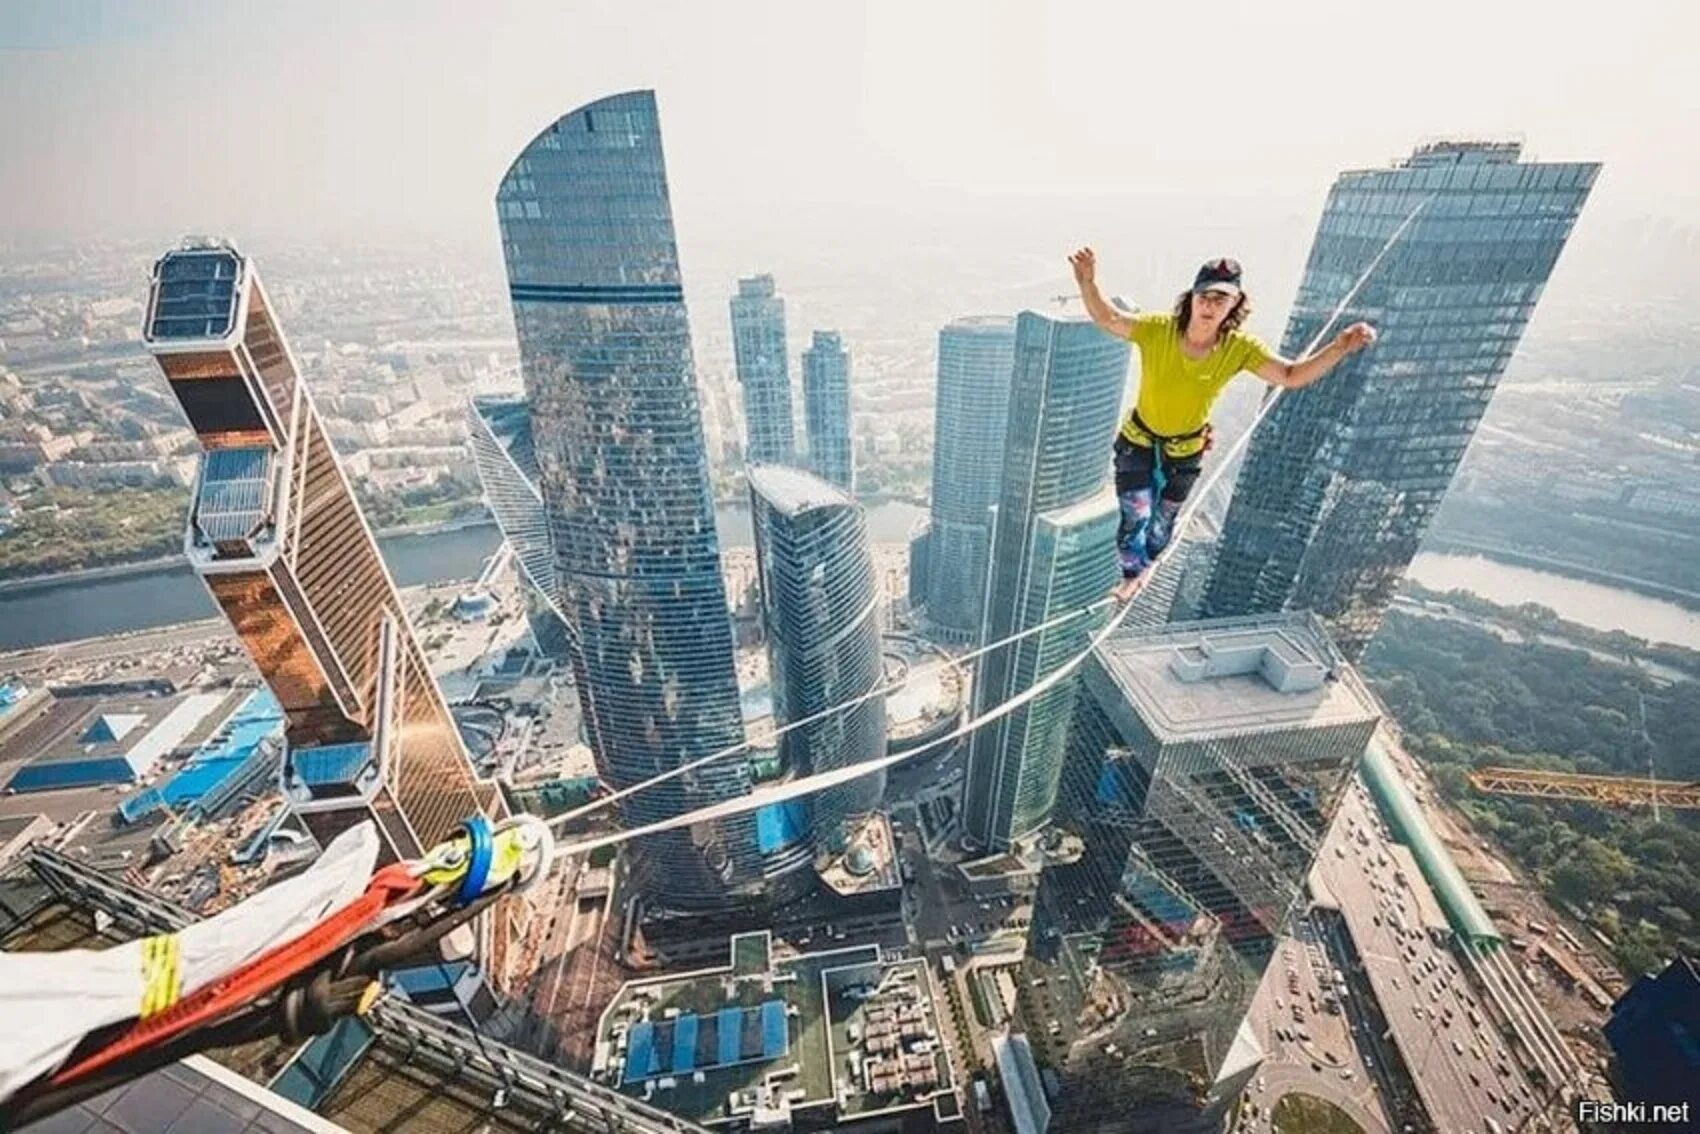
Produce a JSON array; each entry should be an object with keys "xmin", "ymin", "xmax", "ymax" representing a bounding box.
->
[{"xmin": 1468, "ymin": 767, "xmax": 1700, "ymax": 812}]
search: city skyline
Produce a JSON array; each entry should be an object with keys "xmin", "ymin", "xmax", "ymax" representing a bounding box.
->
[{"xmin": 0, "ymin": 12, "xmax": 1693, "ymax": 1126}]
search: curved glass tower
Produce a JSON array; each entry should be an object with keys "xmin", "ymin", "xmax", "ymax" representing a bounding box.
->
[
  {"xmin": 496, "ymin": 91, "xmax": 761, "ymax": 909},
  {"xmin": 923, "ymin": 316, "xmax": 1015, "ymax": 642},
  {"xmin": 963, "ymin": 311, "xmax": 1126, "ymax": 852},
  {"xmin": 747, "ymin": 465, "xmax": 886, "ymax": 861}
]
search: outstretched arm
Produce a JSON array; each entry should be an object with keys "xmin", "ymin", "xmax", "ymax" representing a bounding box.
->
[
  {"xmin": 1255, "ymin": 322, "xmax": 1378, "ymax": 389},
  {"xmin": 1069, "ymin": 247, "xmax": 1133, "ymax": 340}
]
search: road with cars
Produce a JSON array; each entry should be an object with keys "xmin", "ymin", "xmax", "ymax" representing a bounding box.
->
[{"xmin": 1312, "ymin": 783, "xmax": 1550, "ymax": 1134}]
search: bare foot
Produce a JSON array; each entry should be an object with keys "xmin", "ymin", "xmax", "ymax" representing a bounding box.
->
[{"xmin": 1111, "ymin": 576, "xmax": 1146, "ymax": 604}]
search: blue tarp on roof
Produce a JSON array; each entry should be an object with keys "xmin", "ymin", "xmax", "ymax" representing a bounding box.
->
[
  {"xmin": 8, "ymin": 756, "xmax": 136, "ymax": 793},
  {"xmin": 716, "ymin": 1007, "xmax": 742, "ymax": 1066},
  {"xmin": 118, "ymin": 689, "xmax": 283, "ymax": 823},
  {"xmin": 672, "ymin": 1013, "xmax": 698, "ymax": 1075},
  {"xmin": 761, "ymin": 1000, "xmax": 787, "ymax": 1060},
  {"xmin": 624, "ymin": 1022, "xmax": 656, "ymax": 1086}
]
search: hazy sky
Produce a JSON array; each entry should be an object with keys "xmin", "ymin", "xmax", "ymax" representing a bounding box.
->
[{"xmin": 0, "ymin": 0, "xmax": 1694, "ymax": 261}]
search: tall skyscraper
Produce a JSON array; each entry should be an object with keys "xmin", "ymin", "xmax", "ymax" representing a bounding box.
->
[
  {"xmin": 496, "ymin": 91, "xmax": 763, "ymax": 910},
  {"xmin": 747, "ymin": 465, "xmax": 886, "ymax": 862},
  {"xmin": 801, "ymin": 330, "xmax": 853, "ymax": 493},
  {"xmin": 465, "ymin": 395, "xmax": 574, "ymax": 663},
  {"xmin": 922, "ymin": 316, "xmax": 1016, "ymax": 642},
  {"xmin": 1029, "ymin": 613, "xmax": 1380, "ymax": 1129},
  {"xmin": 1204, "ymin": 140, "xmax": 1599, "ymax": 657},
  {"xmin": 730, "ymin": 274, "xmax": 795, "ymax": 466},
  {"xmin": 141, "ymin": 240, "xmax": 501, "ymax": 863},
  {"xmin": 963, "ymin": 311, "xmax": 1127, "ymax": 853}
]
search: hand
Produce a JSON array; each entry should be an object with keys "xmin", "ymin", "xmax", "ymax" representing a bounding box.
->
[
  {"xmin": 1069, "ymin": 247, "xmax": 1097, "ymax": 289},
  {"xmin": 1335, "ymin": 322, "xmax": 1377, "ymax": 355}
]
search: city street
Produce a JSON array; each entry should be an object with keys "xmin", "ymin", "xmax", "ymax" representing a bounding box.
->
[{"xmin": 1312, "ymin": 784, "xmax": 1551, "ymax": 1134}]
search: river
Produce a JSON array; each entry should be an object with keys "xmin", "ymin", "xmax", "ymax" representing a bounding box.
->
[
  {"xmin": 0, "ymin": 503, "xmax": 930, "ymax": 652},
  {"xmin": 1405, "ymin": 552, "xmax": 1700, "ymax": 650},
  {"xmin": 5, "ymin": 510, "xmax": 1695, "ymax": 653}
]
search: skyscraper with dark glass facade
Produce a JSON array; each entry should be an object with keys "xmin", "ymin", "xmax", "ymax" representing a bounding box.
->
[
  {"xmin": 496, "ymin": 91, "xmax": 764, "ymax": 910},
  {"xmin": 1204, "ymin": 140, "xmax": 1598, "ymax": 658},
  {"xmin": 962, "ymin": 311, "xmax": 1126, "ymax": 853},
  {"xmin": 747, "ymin": 465, "xmax": 886, "ymax": 862},
  {"xmin": 921, "ymin": 316, "xmax": 1016, "ymax": 643},
  {"xmin": 730, "ymin": 274, "xmax": 795, "ymax": 467},
  {"xmin": 1028, "ymin": 612, "xmax": 1380, "ymax": 1130},
  {"xmin": 801, "ymin": 330, "xmax": 853, "ymax": 493}
]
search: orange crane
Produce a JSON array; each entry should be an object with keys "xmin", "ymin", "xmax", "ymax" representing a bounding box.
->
[{"xmin": 1468, "ymin": 767, "xmax": 1700, "ymax": 812}]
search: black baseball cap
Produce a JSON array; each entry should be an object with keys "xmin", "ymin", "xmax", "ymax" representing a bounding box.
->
[{"xmin": 1193, "ymin": 257, "xmax": 1243, "ymax": 298}]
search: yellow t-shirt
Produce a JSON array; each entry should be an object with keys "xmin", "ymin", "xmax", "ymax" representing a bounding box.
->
[{"xmin": 1119, "ymin": 311, "xmax": 1272, "ymax": 459}]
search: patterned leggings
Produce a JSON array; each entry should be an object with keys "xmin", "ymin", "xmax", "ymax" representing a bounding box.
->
[{"xmin": 1114, "ymin": 439, "xmax": 1203, "ymax": 580}]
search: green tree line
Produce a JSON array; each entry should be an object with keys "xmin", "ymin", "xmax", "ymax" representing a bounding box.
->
[{"xmin": 1363, "ymin": 610, "xmax": 1700, "ymax": 977}]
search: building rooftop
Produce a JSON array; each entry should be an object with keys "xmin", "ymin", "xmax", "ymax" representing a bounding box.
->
[
  {"xmin": 1094, "ymin": 613, "xmax": 1382, "ymax": 744},
  {"xmin": 2, "ymin": 691, "xmax": 227, "ymax": 794},
  {"xmin": 944, "ymin": 315, "xmax": 1015, "ymax": 333},
  {"xmin": 881, "ymin": 640, "xmax": 966, "ymax": 744},
  {"xmin": 146, "ymin": 247, "xmax": 243, "ymax": 343},
  {"xmin": 734, "ymin": 275, "xmax": 775, "ymax": 299},
  {"xmin": 816, "ymin": 812, "xmax": 902, "ymax": 897},
  {"xmin": 746, "ymin": 464, "xmax": 854, "ymax": 517},
  {"xmin": 991, "ymin": 1032, "xmax": 1050, "ymax": 1134},
  {"xmin": 593, "ymin": 930, "xmax": 951, "ymax": 1127}
]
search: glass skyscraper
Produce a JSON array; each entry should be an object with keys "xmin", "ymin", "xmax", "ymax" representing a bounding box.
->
[
  {"xmin": 465, "ymin": 395, "xmax": 574, "ymax": 663},
  {"xmin": 1204, "ymin": 140, "xmax": 1599, "ymax": 658},
  {"xmin": 141, "ymin": 240, "xmax": 530, "ymax": 990},
  {"xmin": 801, "ymin": 330, "xmax": 853, "ymax": 493},
  {"xmin": 747, "ymin": 465, "xmax": 886, "ymax": 862},
  {"xmin": 921, "ymin": 316, "xmax": 1016, "ymax": 643},
  {"xmin": 1027, "ymin": 613, "xmax": 1381, "ymax": 1130},
  {"xmin": 141, "ymin": 241, "xmax": 502, "ymax": 863},
  {"xmin": 730, "ymin": 274, "xmax": 795, "ymax": 467},
  {"xmin": 963, "ymin": 311, "xmax": 1126, "ymax": 852},
  {"xmin": 496, "ymin": 91, "xmax": 763, "ymax": 910}
]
